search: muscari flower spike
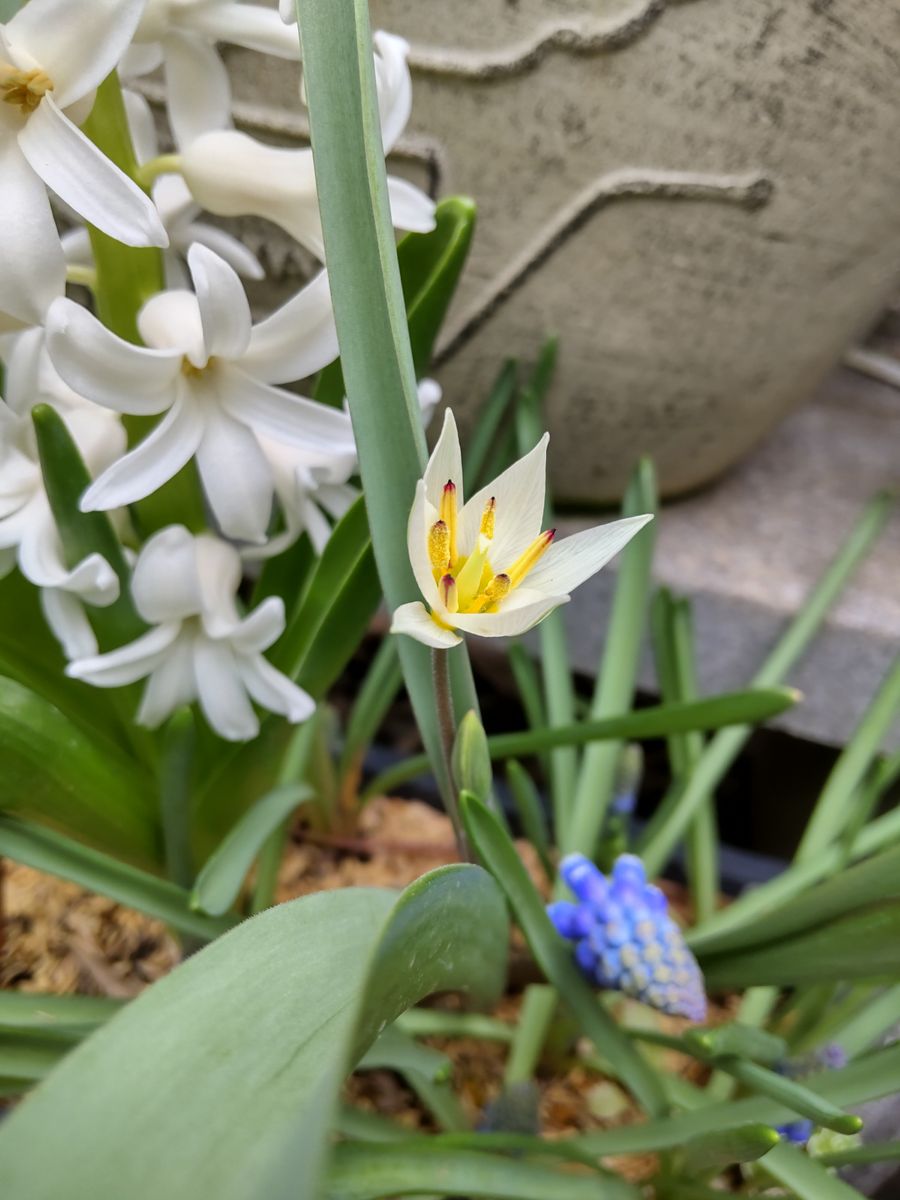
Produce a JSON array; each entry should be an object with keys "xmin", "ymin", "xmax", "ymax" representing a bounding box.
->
[{"xmin": 547, "ymin": 853, "xmax": 707, "ymax": 1022}]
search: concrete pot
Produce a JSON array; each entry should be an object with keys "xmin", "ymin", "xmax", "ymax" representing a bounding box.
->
[{"xmin": 363, "ymin": 0, "xmax": 900, "ymax": 502}]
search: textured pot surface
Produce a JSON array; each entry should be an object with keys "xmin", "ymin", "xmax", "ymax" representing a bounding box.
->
[{"xmin": 362, "ymin": 0, "xmax": 900, "ymax": 502}]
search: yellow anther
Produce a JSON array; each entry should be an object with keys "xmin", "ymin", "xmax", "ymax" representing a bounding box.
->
[
  {"xmin": 440, "ymin": 573, "xmax": 458, "ymax": 614},
  {"xmin": 0, "ymin": 64, "xmax": 53, "ymax": 113},
  {"xmin": 472, "ymin": 573, "xmax": 510, "ymax": 612},
  {"xmin": 506, "ymin": 529, "xmax": 555, "ymax": 588},
  {"xmin": 428, "ymin": 519, "xmax": 450, "ymax": 571},
  {"xmin": 479, "ymin": 496, "xmax": 496, "ymax": 539},
  {"xmin": 455, "ymin": 534, "xmax": 491, "ymax": 610},
  {"xmin": 440, "ymin": 480, "xmax": 458, "ymax": 564}
]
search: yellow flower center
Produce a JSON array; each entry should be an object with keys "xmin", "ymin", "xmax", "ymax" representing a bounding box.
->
[
  {"xmin": 0, "ymin": 64, "xmax": 53, "ymax": 114},
  {"xmin": 428, "ymin": 478, "xmax": 554, "ymax": 620}
]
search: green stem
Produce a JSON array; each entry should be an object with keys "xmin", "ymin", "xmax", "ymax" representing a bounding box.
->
[
  {"xmin": 504, "ymin": 984, "xmax": 557, "ymax": 1085},
  {"xmin": 64, "ymin": 264, "xmax": 97, "ymax": 291},
  {"xmin": 159, "ymin": 711, "xmax": 195, "ymax": 889},
  {"xmin": 432, "ymin": 648, "xmax": 468, "ymax": 857},
  {"xmin": 135, "ymin": 154, "xmax": 182, "ymax": 190}
]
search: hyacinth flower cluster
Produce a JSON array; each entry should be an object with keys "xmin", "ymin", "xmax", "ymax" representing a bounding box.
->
[
  {"xmin": 0, "ymin": 0, "xmax": 439, "ymax": 742},
  {"xmin": 548, "ymin": 853, "xmax": 708, "ymax": 1022}
]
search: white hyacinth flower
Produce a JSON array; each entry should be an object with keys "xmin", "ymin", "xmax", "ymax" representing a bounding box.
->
[
  {"xmin": 62, "ymin": 91, "xmax": 264, "ymax": 288},
  {"xmin": 391, "ymin": 410, "xmax": 653, "ymax": 648},
  {"xmin": 46, "ymin": 244, "xmax": 349, "ymax": 544},
  {"xmin": 124, "ymin": 0, "xmax": 300, "ymax": 148},
  {"xmin": 0, "ymin": 0, "xmax": 168, "ymax": 329},
  {"xmin": 67, "ymin": 526, "xmax": 314, "ymax": 741},
  {"xmin": 0, "ymin": 349, "xmax": 126, "ymax": 659},
  {"xmin": 179, "ymin": 32, "xmax": 434, "ymax": 262}
]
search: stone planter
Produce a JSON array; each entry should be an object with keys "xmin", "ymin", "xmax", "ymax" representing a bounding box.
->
[{"xmin": 229, "ymin": 0, "xmax": 900, "ymax": 503}]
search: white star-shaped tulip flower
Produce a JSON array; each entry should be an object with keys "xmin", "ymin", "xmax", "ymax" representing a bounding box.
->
[
  {"xmin": 123, "ymin": 0, "xmax": 300, "ymax": 148},
  {"xmin": 0, "ymin": 348, "xmax": 126, "ymax": 659},
  {"xmin": 67, "ymin": 525, "xmax": 314, "ymax": 741},
  {"xmin": 62, "ymin": 91, "xmax": 264, "ymax": 289},
  {"xmin": 46, "ymin": 244, "xmax": 350, "ymax": 544},
  {"xmin": 178, "ymin": 32, "xmax": 434, "ymax": 262},
  {"xmin": 391, "ymin": 410, "xmax": 653, "ymax": 648},
  {"xmin": 0, "ymin": 0, "xmax": 168, "ymax": 331}
]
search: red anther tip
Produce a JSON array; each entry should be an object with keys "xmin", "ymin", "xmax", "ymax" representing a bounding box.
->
[
  {"xmin": 546, "ymin": 528, "xmax": 557, "ymax": 541},
  {"xmin": 440, "ymin": 572, "xmax": 455, "ymax": 587},
  {"xmin": 443, "ymin": 479, "xmax": 456, "ymax": 492}
]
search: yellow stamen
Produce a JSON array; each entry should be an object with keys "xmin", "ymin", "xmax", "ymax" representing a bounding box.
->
[
  {"xmin": 440, "ymin": 480, "xmax": 458, "ymax": 564},
  {"xmin": 506, "ymin": 529, "xmax": 555, "ymax": 588},
  {"xmin": 428, "ymin": 519, "xmax": 450, "ymax": 571},
  {"xmin": 455, "ymin": 534, "xmax": 491, "ymax": 610},
  {"xmin": 472, "ymin": 573, "xmax": 511, "ymax": 612},
  {"xmin": 479, "ymin": 496, "xmax": 496, "ymax": 539},
  {"xmin": 0, "ymin": 64, "xmax": 53, "ymax": 114},
  {"xmin": 440, "ymin": 573, "xmax": 458, "ymax": 614}
]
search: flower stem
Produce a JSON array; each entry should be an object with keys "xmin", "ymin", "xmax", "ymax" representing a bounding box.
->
[
  {"xmin": 64, "ymin": 264, "xmax": 97, "ymax": 291},
  {"xmin": 432, "ymin": 647, "xmax": 470, "ymax": 860},
  {"xmin": 135, "ymin": 154, "xmax": 182, "ymax": 191}
]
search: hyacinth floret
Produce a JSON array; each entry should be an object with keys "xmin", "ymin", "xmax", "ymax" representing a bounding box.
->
[{"xmin": 547, "ymin": 852, "xmax": 708, "ymax": 1022}]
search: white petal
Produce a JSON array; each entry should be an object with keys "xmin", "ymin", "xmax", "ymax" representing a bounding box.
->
[
  {"xmin": 67, "ymin": 622, "xmax": 182, "ymax": 688},
  {"xmin": 131, "ymin": 525, "xmax": 203, "ymax": 623},
  {"xmin": 46, "ymin": 297, "xmax": 181, "ymax": 414},
  {"xmin": 60, "ymin": 226, "xmax": 93, "ymax": 267},
  {"xmin": 3, "ymin": 325, "xmax": 44, "ymax": 415},
  {"xmin": 183, "ymin": 220, "xmax": 264, "ymax": 281},
  {"xmin": 17, "ymin": 505, "xmax": 117, "ymax": 601},
  {"xmin": 235, "ymin": 653, "xmax": 314, "ymax": 723},
  {"xmin": 279, "ymin": 0, "xmax": 296, "ymax": 25},
  {"xmin": 219, "ymin": 368, "xmax": 356, "ymax": 452},
  {"xmin": 137, "ymin": 289, "xmax": 207, "ymax": 364},
  {"xmin": 19, "ymin": 96, "xmax": 168, "ymax": 248},
  {"xmin": 406, "ymin": 479, "xmax": 440, "ymax": 608},
  {"xmin": 188, "ymin": 243, "xmax": 251, "ymax": 361},
  {"xmin": 80, "ymin": 393, "xmax": 204, "ymax": 511},
  {"xmin": 417, "ymin": 378, "xmax": 442, "ymax": 428},
  {"xmin": 227, "ymin": 597, "xmax": 285, "ymax": 653},
  {"xmin": 374, "ymin": 32, "xmax": 412, "ymax": 154},
  {"xmin": 461, "ymin": 434, "xmax": 548, "ymax": 568},
  {"xmin": 193, "ymin": 534, "xmax": 245, "ymax": 633},
  {"xmin": 0, "ymin": 139, "xmax": 65, "ymax": 329},
  {"xmin": 7, "ymin": 0, "xmax": 145, "ymax": 109},
  {"xmin": 119, "ymin": 42, "xmax": 166, "ymax": 78},
  {"xmin": 136, "ymin": 643, "xmax": 197, "ymax": 728},
  {"xmin": 163, "ymin": 31, "xmax": 232, "ymax": 149},
  {"xmin": 122, "ymin": 88, "xmax": 160, "ymax": 162},
  {"xmin": 452, "ymin": 591, "xmax": 569, "ymax": 639},
  {"xmin": 390, "ymin": 600, "xmax": 461, "ymax": 649},
  {"xmin": 193, "ymin": 637, "xmax": 258, "ymax": 741},
  {"xmin": 180, "ymin": 131, "xmax": 324, "ymax": 258},
  {"xmin": 181, "ymin": 3, "xmax": 302, "ymax": 59},
  {"xmin": 40, "ymin": 587, "xmax": 98, "ymax": 659},
  {"xmin": 423, "ymin": 407, "xmax": 464, "ymax": 511},
  {"xmin": 240, "ymin": 270, "xmax": 338, "ymax": 384},
  {"xmin": 387, "ymin": 176, "xmax": 436, "ymax": 234},
  {"xmin": 526, "ymin": 515, "xmax": 654, "ymax": 597},
  {"xmin": 195, "ymin": 409, "xmax": 273, "ymax": 543}
]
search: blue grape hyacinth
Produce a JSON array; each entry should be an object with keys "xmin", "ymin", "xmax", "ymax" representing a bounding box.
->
[{"xmin": 547, "ymin": 853, "xmax": 707, "ymax": 1022}]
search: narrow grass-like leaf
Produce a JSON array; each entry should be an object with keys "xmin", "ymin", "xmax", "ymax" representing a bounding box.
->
[
  {"xmin": 641, "ymin": 491, "xmax": 894, "ymax": 875},
  {"xmin": 159, "ymin": 709, "xmax": 195, "ymax": 889},
  {"xmin": 460, "ymin": 791, "xmax": 667, "ymax": 1116},
  {"xmin": 0, "ymin": 866, "xmax": 507, "ymax": 1200},
  {"xmin": 251, "ymin": 533, "xmax": 316, "ymax": 615},
  {"xmin": 758, "ymin": 1142, "xmax": 867, "ymax": 1200},
  {"xmin": 0, "ymin": 815, "xmax": 230, "ymax": 942},
  {"xmin": 0, "ymin": 1035, "xmax": 68, "ymax": 1083},
  {"xmin": 506, "ymin": 760, "xmax": 553, "ymax": 880},
  {"xmin": 465, "ymin": 360, "xmax": 518, "ymax": 492},
  {"xmin": 357, "ymin": 1025, "xmax": 451, "ymax": 1082},
  {"xmin": 566, "ymin": 459, "xmax": 657, "ymax": 857},
  {"xmin": 191, "ymin": 784, "xmax": 313, "ymax": 916},
  {"xmin": 708, "ymin": 1059, "xmax": 861, "ymax": 1134},
  {"xmin": 679, "ymin": 1123, "xmax": 779, "ymax": 1175},
  {"xmin": 685, "ymin": 1023, "xmax": 787, "ymax": 1066},
  {"xmin": 323, "ymin": 1143, "xmax": 639, "ymax": 1200},
  {"xmin": 0, "ymin": 992, "xmax": 120, "ymax": 1038},
  {"xmin": 395, "ymin": 1009, "xmax": 514, "ymax": 1043},
  {"xmin": 832, "ymin": 984, "xmax": 900, "ymax": 1059},
  {"xmin": 815, "ymin": 1142, "xmax": 900, "ymax": 1168},
  {"xmin": 296, "ymin": 0, "xmax": 478, "ymax": 818},
  {"xmin": 340, "ymin": 638, "xmax": 403, "ymax": 782}
]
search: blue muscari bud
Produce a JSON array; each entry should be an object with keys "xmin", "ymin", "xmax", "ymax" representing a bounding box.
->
[
  {"xmin": 549, "ymin": 852, "xmax": 707, "ymax": 1022},
  {"xmin": 779, "ymin": 1118, "xmax": 815, "ymax": 1145}
]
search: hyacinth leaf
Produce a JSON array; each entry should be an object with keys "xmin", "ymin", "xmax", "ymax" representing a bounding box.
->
[
  {"xmin": 715, "ymin": 1059, "xmax": 861, "ymax": 1135},
  {"xmin": 506, "ymin": 760, "xmax": 553, "ymax": 880},
  {"xmin": 0, "ymin": 677, "xmax": 158, "ymax": 865},
  {"xmin": 0, "ymin": 0, "xmax": 25, "ymax": 18},
  {"xmin": 464, "ymin": 359, "xmax": 518, "ymax": 492},
  {"xmin": 323, "ymin": 1144, "xmax": 640, "ymax": 1200},
  {"xmin": 339, "ymin": 636, "xmax": 404, "ymax": 779},
  {"xmin": 0, "ymin": 866, "xmax": 507, "ymax": 1200},
  {"xmin": 0, "ymin": 815, "xmax": 231, "ymax": 942},
  {"xmin": 459, "ymin": 790, "xmax": 668, "ymax": 1116},
  {"xmin": 691, "ymin": 842, "xmax": 900, "ymax": 958},
  {"xmin": 190, "ymin": 783, "xmax": 313, "ymax": 916},
  {"xmin": 315, "ymin": 196, "xmax": 476, "ymax": 406},
  {"xmin": 295, "ymin": 542, "xmax": 380, "ymax": 698},
  {"xmin": 0, "ymin": 992, "xmax": 120, "ymax": 1039},
  {"xmin": 251, "ymin": 532, "xmax": 316, "ymax": 619},
  {"xmin": 360, "ymin": 686, "xmax": 799, "ymax": 800},
  {"xmin": 701, "ymin": 900, "xmax": 900, "ymax": 989},
  {"xmin": 758, "ymin": 1142, "xmax": 868, "ymax": 1200},
  {"xmin": 678, "ymin": 1123, "xmax": 779, "ymax": 1176},
  {"xmin": 0, "ymin": 1036, "xmax": 68, "ymax": 1087},
  {"xmin": 685, "ymin": 1022, "xmax": 787, "ymax": 1066},
  {"xmin": 357, "ymin": 1026, "xmax": 451, "ymax": 1083},
  {"xmin": 296, "ymin": 0, "xmax": 479, "ymax": 816}
]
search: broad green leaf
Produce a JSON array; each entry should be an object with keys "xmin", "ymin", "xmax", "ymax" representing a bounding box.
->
[
  {"xmin": 323, "ymin": 1143, "xmax": 639, "ymax": 1200},
  {"xmin": 679, "ymin": 1123, "xmax": 779, "ymax": 1175},
  {"xmin": 702, "ymin": 901, "xmax": 900, "ymax": 989},
  {"xmin": 0, "ymin": 865, "xmax": 507, "ymax": 1200},
  {"xmin": 32, "ymin": 405, "xmax": 144, "ymax": 650},
  {"xmin": 685, "ymin": 1022, "xmax": 786, "ymax": 1066},
  {"xmin": 0, "ymin": 816, "xmax": 231, "ymax": 942},
  {"xmin": 362, "ymin": 687, "xmax": 799, "ymax": 800},
  {"xmin": 459, "ymin": 791, "xmax": 667, "ymax": 1117},
  {"xmin": 296, "ymin": 0, "xmax": 479, "ymax": 821},
  {"xmin": 0, "ymin": 676, "xmax": 157, "ymax": 865},
  {"xmin": 190, "ymin": 783, "xmax": 313, "ymax": 916},
  {"xmin": 759, "ymin": 1141, "xmax": 867, "ymax": 1200},
  {"xmin": 0, "ymin": 992, "xmax": 120, "ymax": 1039}
]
